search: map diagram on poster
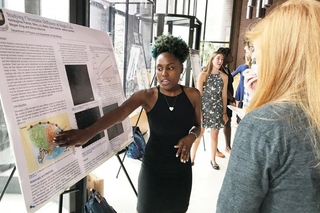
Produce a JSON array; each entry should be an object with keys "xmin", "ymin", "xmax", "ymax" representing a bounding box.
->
[{"xmin": 27, "ymin": 122, "xmax": 66, "ymax": 164}]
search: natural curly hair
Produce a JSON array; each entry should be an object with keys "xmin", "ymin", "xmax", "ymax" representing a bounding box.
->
[{"xmin": 151, "ymin": 34, "xmax": 189, "ymax": 63}]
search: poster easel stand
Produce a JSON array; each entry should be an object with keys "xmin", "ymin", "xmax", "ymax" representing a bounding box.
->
[
  {"xmin": 115, "ymin": 148, "xmax": 138, "ymax": 196},
  {"xmin": 0, "ymin": 165, "xmax": 16, "ymax": 202},
  {"xmin": 58, "ymin": 188, "xmax": 79, "ymax": 213},
  {"xmin": 58, "ymin": 177, "xmax": 87, "ymax": 213}
]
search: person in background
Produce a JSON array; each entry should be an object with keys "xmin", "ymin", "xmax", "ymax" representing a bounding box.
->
[
  {"xmin": 217, "ymin": 0, "xmax": 320, "ymax": 212},
  {"xmin": 242, "ymin": 42, "xmax": 257, "ymax": 109},
  {"xmin": 217, "ymin": 47, "xmax": 235, "ymax": 157},
  {"xmin": 191, "ymin": 51, "xmax": 228, "ymax": 170},
  {"xmin": 232, "ymin": 43, "xmax": 253, "ymax": 124},
  {"xmin": 232, "ymin": 53, "xmax": 252, "ymax": 108},
  {"xmin": 54, "ymin": 34, "xmax": 202, "ymax": 213},
  {"xmin": 242, "ymin": 58, "xmax": 257, "ymax": 109}
]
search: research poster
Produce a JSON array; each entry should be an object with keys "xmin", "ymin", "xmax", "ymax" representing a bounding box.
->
[{"xmin": 0, "ymin": 8, "xmax": 132, "ymax": 212}]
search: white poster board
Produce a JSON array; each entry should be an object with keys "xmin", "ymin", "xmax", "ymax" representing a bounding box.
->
[
  {"xmin": 0, "ymin": 8, "xmax": 132, "ymax": 212},
  {"xmin": 189, "ymin": 48, "xmax": 202, "ymax": 86},
  {"xmin": 126, "ymin": 44, "xmax": 149, "ymax": 98}
]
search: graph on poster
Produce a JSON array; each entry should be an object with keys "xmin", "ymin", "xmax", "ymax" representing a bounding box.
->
[{"xmin": 92, "ymin": 53, "xmax": 116, "ymax": 82}]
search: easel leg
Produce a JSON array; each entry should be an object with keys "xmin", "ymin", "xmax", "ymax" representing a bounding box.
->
[
  {"xmin": 0, "ymin": 166, "xmax": 16, "ymax": 202},
  {"xmin": 116, "ymin": 151, "xmax": 127, "ymax": 178},
  {"xmin": 58, "ymin": 189, "xmax": 79, "ymax": 213},
  {"xmin": 59, "ymin": 193, "xmax": 63, "ymax": 213},
  {"xmin": 116, "ymin": 154, "xmax": 138, "ymax": 197}
]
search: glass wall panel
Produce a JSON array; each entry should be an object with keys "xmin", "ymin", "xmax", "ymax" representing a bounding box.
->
[
  {"xmin": 90, "ymin": 1, "xmax": 110, "ymax": 33},
  {"xmin": 41, "ymin": 0, "xmax": 69, "ymax": 22},
  {"xmin": 176, "ymin": 0, "xmax": 183, "ymax": 14},
  {"xmin": 200, "ymin": 0, "xmax": 233, "ymax": 66},
  {"xmin": 125, "ymin": 1, "xmax": 153, "ymax": 97},
  {"xmin": 2, "ymin": 0, "xmax": 25, "ymax": 12},
  {"xmin": 1, "ymin": 0, "xmax": 69, "ymax": 21},
  {"xmin": 167, "ymin": 0, "xmax": 175, "ymax": 14},
  {"xmin": 0, "ymin": 0, "xmax": 16, "ymax": 183},
  {"xmin": 189, "ymin": 0, "xmax": 195, "ymax": 16},
  {"xmin": 155, "ymin": 0, "xmax": 166, "ymax": 13},
  {"xmin": 205, "ymin": 0, "xmax": 233, "ymax": 42},
  {"xmin": 114, "ymin": 13, "xmax": 125, "ymax": 82},
  {"xmin": 196, "ymin": 0, "xmax": 206, "ymax": 37},
  {"xmin": 90, "ymin": 0, "xmax": 153, "ymax": 97}
]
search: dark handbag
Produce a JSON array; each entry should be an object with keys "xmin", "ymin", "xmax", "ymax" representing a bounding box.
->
[
  {"xmin": 126, "ymin": 126, "xmax": 146, "ymax": 159},
  {"xmin": 84, "ymin": 189, "xmax": 117, "ymax": 213},
  {"xmin": 236, "ymin": 101, "xmax": 243, "ymax": 124},
  {"xmin": 238, "ymin": 100, "xmax": 243, "ymax": 109}
]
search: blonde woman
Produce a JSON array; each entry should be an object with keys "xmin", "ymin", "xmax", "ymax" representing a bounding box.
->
[
  {"xmin": 217, "ymin": 0, "xmax": 320, "ymax": 212},
  {"xmin": 190, "ymin": 51, "xmax": 228, "ymax": 170}
]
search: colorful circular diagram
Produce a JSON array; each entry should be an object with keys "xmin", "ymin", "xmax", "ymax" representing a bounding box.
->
[{"xmin": 27, "ymin": 122, "xmax": 66, "ymax": 164}]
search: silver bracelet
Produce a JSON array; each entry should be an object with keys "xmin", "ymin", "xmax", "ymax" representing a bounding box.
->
[{"xmin": 188, "ymin": 131, "xmax": 198, "ymax": 139}]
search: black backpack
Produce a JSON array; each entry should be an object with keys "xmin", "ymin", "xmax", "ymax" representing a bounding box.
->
[{"xmin": 84, "ymin": 189, "xmax": 117, "ymax": 213}]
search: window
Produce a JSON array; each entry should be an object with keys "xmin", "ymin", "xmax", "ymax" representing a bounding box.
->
[
  {"xmin": 2, "ymin": 0, "xmax": 69, "ymax": 22},
  {"xmin": 90, "ymin": 0, "xmax": 154, "ymax": 97}
]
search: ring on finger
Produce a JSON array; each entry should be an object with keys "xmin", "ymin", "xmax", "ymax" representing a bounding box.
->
[{"xmin": 57, "ymin": 141, "xmax": 66, "ymax": 145}]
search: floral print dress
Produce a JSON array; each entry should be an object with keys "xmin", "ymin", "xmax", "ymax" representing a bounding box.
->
[{"xmin": 201, "ymin": 73, "xmax": 224, "ymax": 129}]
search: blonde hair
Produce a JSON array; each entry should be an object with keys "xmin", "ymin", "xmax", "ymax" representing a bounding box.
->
[
  {"xmin": 245, "ymin": 54, "xmax": 252, "ymax": 68},
  {"xmin": 245, "ymin": 0, "xmax": 320, "ymax": 163}
]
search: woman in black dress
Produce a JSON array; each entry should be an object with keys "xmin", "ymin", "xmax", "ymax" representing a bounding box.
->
[{"xmin": 54, "ymin": 34, "xmax": 202, "ymax": 213}]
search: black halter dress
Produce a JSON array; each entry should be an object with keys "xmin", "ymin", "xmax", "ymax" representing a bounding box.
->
[{"xmin": 136, "ymin": 85, "xmax": 195, "ymax": 213}]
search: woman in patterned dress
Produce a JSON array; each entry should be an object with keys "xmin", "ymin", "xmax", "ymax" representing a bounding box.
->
[{"xmin": 191, "ymin": 51, "xmax": 228, "ymax": 169}]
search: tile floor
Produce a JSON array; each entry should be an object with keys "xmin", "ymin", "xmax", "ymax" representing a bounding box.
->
[{"xmin": 0, "ymin": 121, "xmax": 237, "ymax": 213}]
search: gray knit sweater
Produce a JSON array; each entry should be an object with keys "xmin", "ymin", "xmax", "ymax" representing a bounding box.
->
[{"xmin": 217, "ymin": 103, "xmax": 320, "ymax": 213}]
